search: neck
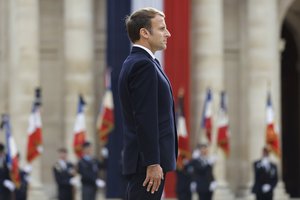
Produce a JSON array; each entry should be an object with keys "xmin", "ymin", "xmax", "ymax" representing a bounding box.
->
[{"xmin": 134, "ymin": 41, "xmax": 155, "ymax": 54}]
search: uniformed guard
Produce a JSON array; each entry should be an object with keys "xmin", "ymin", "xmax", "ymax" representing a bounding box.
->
[
  {"xmin": 53, "ymin": 148, "xmax": 76, "ymax": 200},
  {"xmin": 78, "ymin": 141, "xmax": 105, "ymax": 200},
  {"xmin": 186, "ymin": 144, "xmax": 217, "ymax": 200},
  {"xmin": 0, "ymin": 143, "xmax": 15, "ymax": 200},
  {"xmin": 252, "ymin": 147, "xmax": 278, "ymax": 200}
]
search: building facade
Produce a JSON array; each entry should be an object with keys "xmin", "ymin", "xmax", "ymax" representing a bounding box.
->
[{"xmin": 0, "ymin": 0, "xmax": 299, "ymax": 199}]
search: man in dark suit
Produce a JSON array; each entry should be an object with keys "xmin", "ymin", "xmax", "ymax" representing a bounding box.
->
[
  {"xmin": 0, "ymin": 143, "xmax": 15, "ymax": 200},
  {"xmin": 186, "ymin": 144, "xmax": 216, "ymax": 200},
  {"xmin": 252, "ymin": 147, "xmax": 278, "ymax": 200},
  {"xmin": 119, "ymin": 7, "xmax": 178, "ymax": 200},
  {"xmin": 78, "ymin": 142, "xmax": 105, "ymax": 200},
  {"xmin": 53, "ymin": 148, "xmax": 76, "ymax": 200}
]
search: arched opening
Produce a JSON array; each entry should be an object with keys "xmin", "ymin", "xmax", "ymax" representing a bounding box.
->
[{"xmin": 281, "ymin": 20, "xmax": 300, "ymax": 197}]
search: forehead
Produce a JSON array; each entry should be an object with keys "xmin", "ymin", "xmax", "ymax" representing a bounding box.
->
[{"xmin": 150, "ymin": 15, "xmax": 166, "ymax": 27}]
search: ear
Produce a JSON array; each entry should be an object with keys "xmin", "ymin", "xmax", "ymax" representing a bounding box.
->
[{"xmin": 140, "ymin": 28, "xmax": 150, "ymax": 39}]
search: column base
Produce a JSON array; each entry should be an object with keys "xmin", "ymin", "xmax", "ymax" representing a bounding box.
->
[
  {"xmin": 236, "ymin": 185, "xmax": 255, "ymax": 200},
  {"xmin": 213, "ymin": 183, "xmax": 235, "ymax": 200},
  {"xmin": 274, "ymin": 181, "xmax": 289, "ymax": 200},
  {"xmin": 27, "ymin": 185, "xmax": 47, "ymax": 200}
]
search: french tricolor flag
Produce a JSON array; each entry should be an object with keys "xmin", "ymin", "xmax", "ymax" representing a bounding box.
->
[
  {"xmin": 2, "ymin": 114, "xmax": 21, "ymax": 188},
  {"xmin": 201, "ymin": 88, "xmax": 213, "ymax": 143},
  {"xmin": 217, "ymin": 91, "xmax": 230, "ymax": 156},
  {"xmin": 26, "ymin": 88, "xmax": 43, "ymax": 163},
  {"xmin": 73, "ymin": 95, "xmax": 86, "ymax": 158},
  {"xmin": 97, "ymin": 68, "xmax": 114, "ymax": 145},
  {"xmin": 266, "ymin": 92, "xmax": 281, "ymax": 157}
]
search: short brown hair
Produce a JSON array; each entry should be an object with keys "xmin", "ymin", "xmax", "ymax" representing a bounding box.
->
[{"xmin": 125, "ymin": 7, "xmax": 165, "ymax": 43}]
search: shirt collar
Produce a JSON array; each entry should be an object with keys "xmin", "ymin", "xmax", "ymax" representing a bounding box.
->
[{"xmin": 133, "ymin": 44, "xmax": 155, "ymax": 59}]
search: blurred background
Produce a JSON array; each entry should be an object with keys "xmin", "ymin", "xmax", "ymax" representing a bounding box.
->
[{"xmin": 0, "ymin": 0, "xmax": 299, "ymax": 199}]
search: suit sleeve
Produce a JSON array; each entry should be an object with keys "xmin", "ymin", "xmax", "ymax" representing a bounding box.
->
[{"xmin": 129, "ymin": 60, "xmax": 160, "ymax": 166}]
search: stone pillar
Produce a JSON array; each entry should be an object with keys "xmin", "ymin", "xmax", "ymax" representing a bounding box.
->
[
  {"xmin": 243, "ymin": 0, "xmax": 288, "ymax": 199},
  {"xmin": 64, "ymin": 0, "xmax": 95, "ymax": 161},
  {"xmin": 8, "ymin": 0, "xmax": 45, "ymax": 198},
  {"xmin": 191, "ymin": 0, "xmax": 233, "ymax": 199},
  {"xmin": 0, "ymin": 0, "xmax": 9, "ymax": 120},
  {"xmin": 39, "ymin": 0, "xmax": 65, "ymax": 197}
]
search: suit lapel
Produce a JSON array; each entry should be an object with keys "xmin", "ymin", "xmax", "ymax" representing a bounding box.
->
[{"xmin": 152, "ymin": 59, "xmax": 173, "ymax": 95}]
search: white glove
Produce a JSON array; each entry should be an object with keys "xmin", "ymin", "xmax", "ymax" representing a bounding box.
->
[
  {"xmin": 101, "ymin": 147, "xmax": 109, "ymax": 158},
  {"xmin": 262, "ymin": 184, "xmax": 271, "ymax": 193},
  {"xmin": 96, "ymin": 179, "xmax": 106, "ymax": 188},
  {"xmin": 69, "ymin": 177, "xmax": 80, "ymax": 187},
  {"xmin": 190, "ymin": 181, "xmax": 197, "ymax": 192},
  {"xmin": 23, "ymin": 164, "xmax": 32, "ymax": 174},
  {"xmin": 208, "ymin": 155, "xmax": 217, "ymax": 165},
  {"xmin": 3, "ymin": 180, "xmax": 15, "ymax": 191},
  {"xmin": 209, "ymin": 181, "xmax": 217, "ymax": 191},
  {"xmin": 192, "ymin": 150, "xmax": 201, "ymax": 159}
]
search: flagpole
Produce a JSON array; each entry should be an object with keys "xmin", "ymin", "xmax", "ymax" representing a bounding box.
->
[
  {"xmin": 266, "ymin": 88, "xmax": 289, "ymax": 199},
  {"xmin": 212, "ymin": 91, "xmax": 234, "ymax": 200}
]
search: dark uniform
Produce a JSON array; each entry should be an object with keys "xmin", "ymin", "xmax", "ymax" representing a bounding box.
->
[
  {"xmin": 252, "ymin": 159, "xmax": 278, "ymax": 200},
  {"xmin": 15, "ymin": 170, "xmax": 29, "ymax": 200},
  {"xmin": 187, "ymin": 158, "xmax": 215, "ymax": 200},
  {"xmin": 176, "ymin": 165, "xmax": 192, "ymax": 200},
  {"xmin": 0, "ymin": 154, "xmax": 12, "ymax": 200},
  {"xmin": 78, "ymin": 157, "xmax": 100, "ymax": 200},
  {"xmin": 53, "ymin": 160, "xmax": 75, "ymax": 200}
]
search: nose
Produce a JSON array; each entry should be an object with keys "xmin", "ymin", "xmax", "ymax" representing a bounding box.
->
[{"xmin": 166, "ymin": 29, "xmax": 171, "ymax": 38}]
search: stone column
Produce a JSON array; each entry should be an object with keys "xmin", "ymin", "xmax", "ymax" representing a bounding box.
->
[
  {"xmin": 191, "ymin": 0, "xmax": 233, "ymax": 199},
  {"xmin": 8, "ymin": 0, "xmax": 45, "ymax": 198},
  {"xmin": 243, "ymin": 0, "xmax": 288, "ymax": 199},
  {"xmin": 39, "ymin": 0, "xmax": 65, "ymax": 197},
  {"xmin": 64, "ymin": 0, "xmax": 95, "ymax": 161},
  {"xmin": 0, "ymin": 0, "xmax": 9, "ymax": 118}
]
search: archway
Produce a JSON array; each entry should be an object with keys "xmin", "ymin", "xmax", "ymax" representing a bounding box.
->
[{"xmin": 281, "ymin": 16, "xmax": 300, "ymax": 198}]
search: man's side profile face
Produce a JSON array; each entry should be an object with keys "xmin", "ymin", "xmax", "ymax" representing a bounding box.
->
[{"xmin": 140, "ymin": 14, "xmax": 171, "ymax": 53}]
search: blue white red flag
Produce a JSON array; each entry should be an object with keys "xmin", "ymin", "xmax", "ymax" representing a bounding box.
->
[
  {"xmin": 97, "ymin": 69, "xmax": 114, "ymax": 145},
  {"xmin": 217, "ymin": 91, "xmax": 230, "ymax": 156},
  {"xmin": 201, "ymin": 88, "xmax": 213, "ymax": 142},
  {"xmin": 176, "ymin": 88, "xmax": 190, "ymax": 170},
  {"xmin": 26, "ymin": 88, "xmax": 43, "ymax": 163},
  {"xmin": 2, "ymin": 114, "xmax": 21, "ymax": 188},
  {"xmin": 73, "ymin": 95, "xmax": 86, "ymax": 158},
  {"xmin": 266, "ymin": 92, "xmax": 281, "ymax": 157}
]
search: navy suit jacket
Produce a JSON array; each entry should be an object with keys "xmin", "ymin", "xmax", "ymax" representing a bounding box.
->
[{"xmin": 118, "ymin": 46, "xmax": 178, "ymax": 175}]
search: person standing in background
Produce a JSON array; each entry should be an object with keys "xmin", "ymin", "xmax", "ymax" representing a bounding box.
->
[
  {"xmin": 15, "ymin": 153, "xmax": 32, "ymax": 200},
  {"xmin": 175, "ymin": 155, "xmax": 192, "ymax": 200},
  {"xmin": 187, "ymin": 144, "xmax": 217, "ymax": 200},
  {"xmin": 252, "ymin": 147, "xmax": 278, "ymax": 200},
  {"xmin": 78, "ymin": 142, "xmax": 105, "ymax": 200},
  {"xmin": 0, "ymin": 143, "xmax": 15, "ymax": 200},
  {"xmin": 53, "ymin": 148, "xmax": 77, "ymax": 200}
]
